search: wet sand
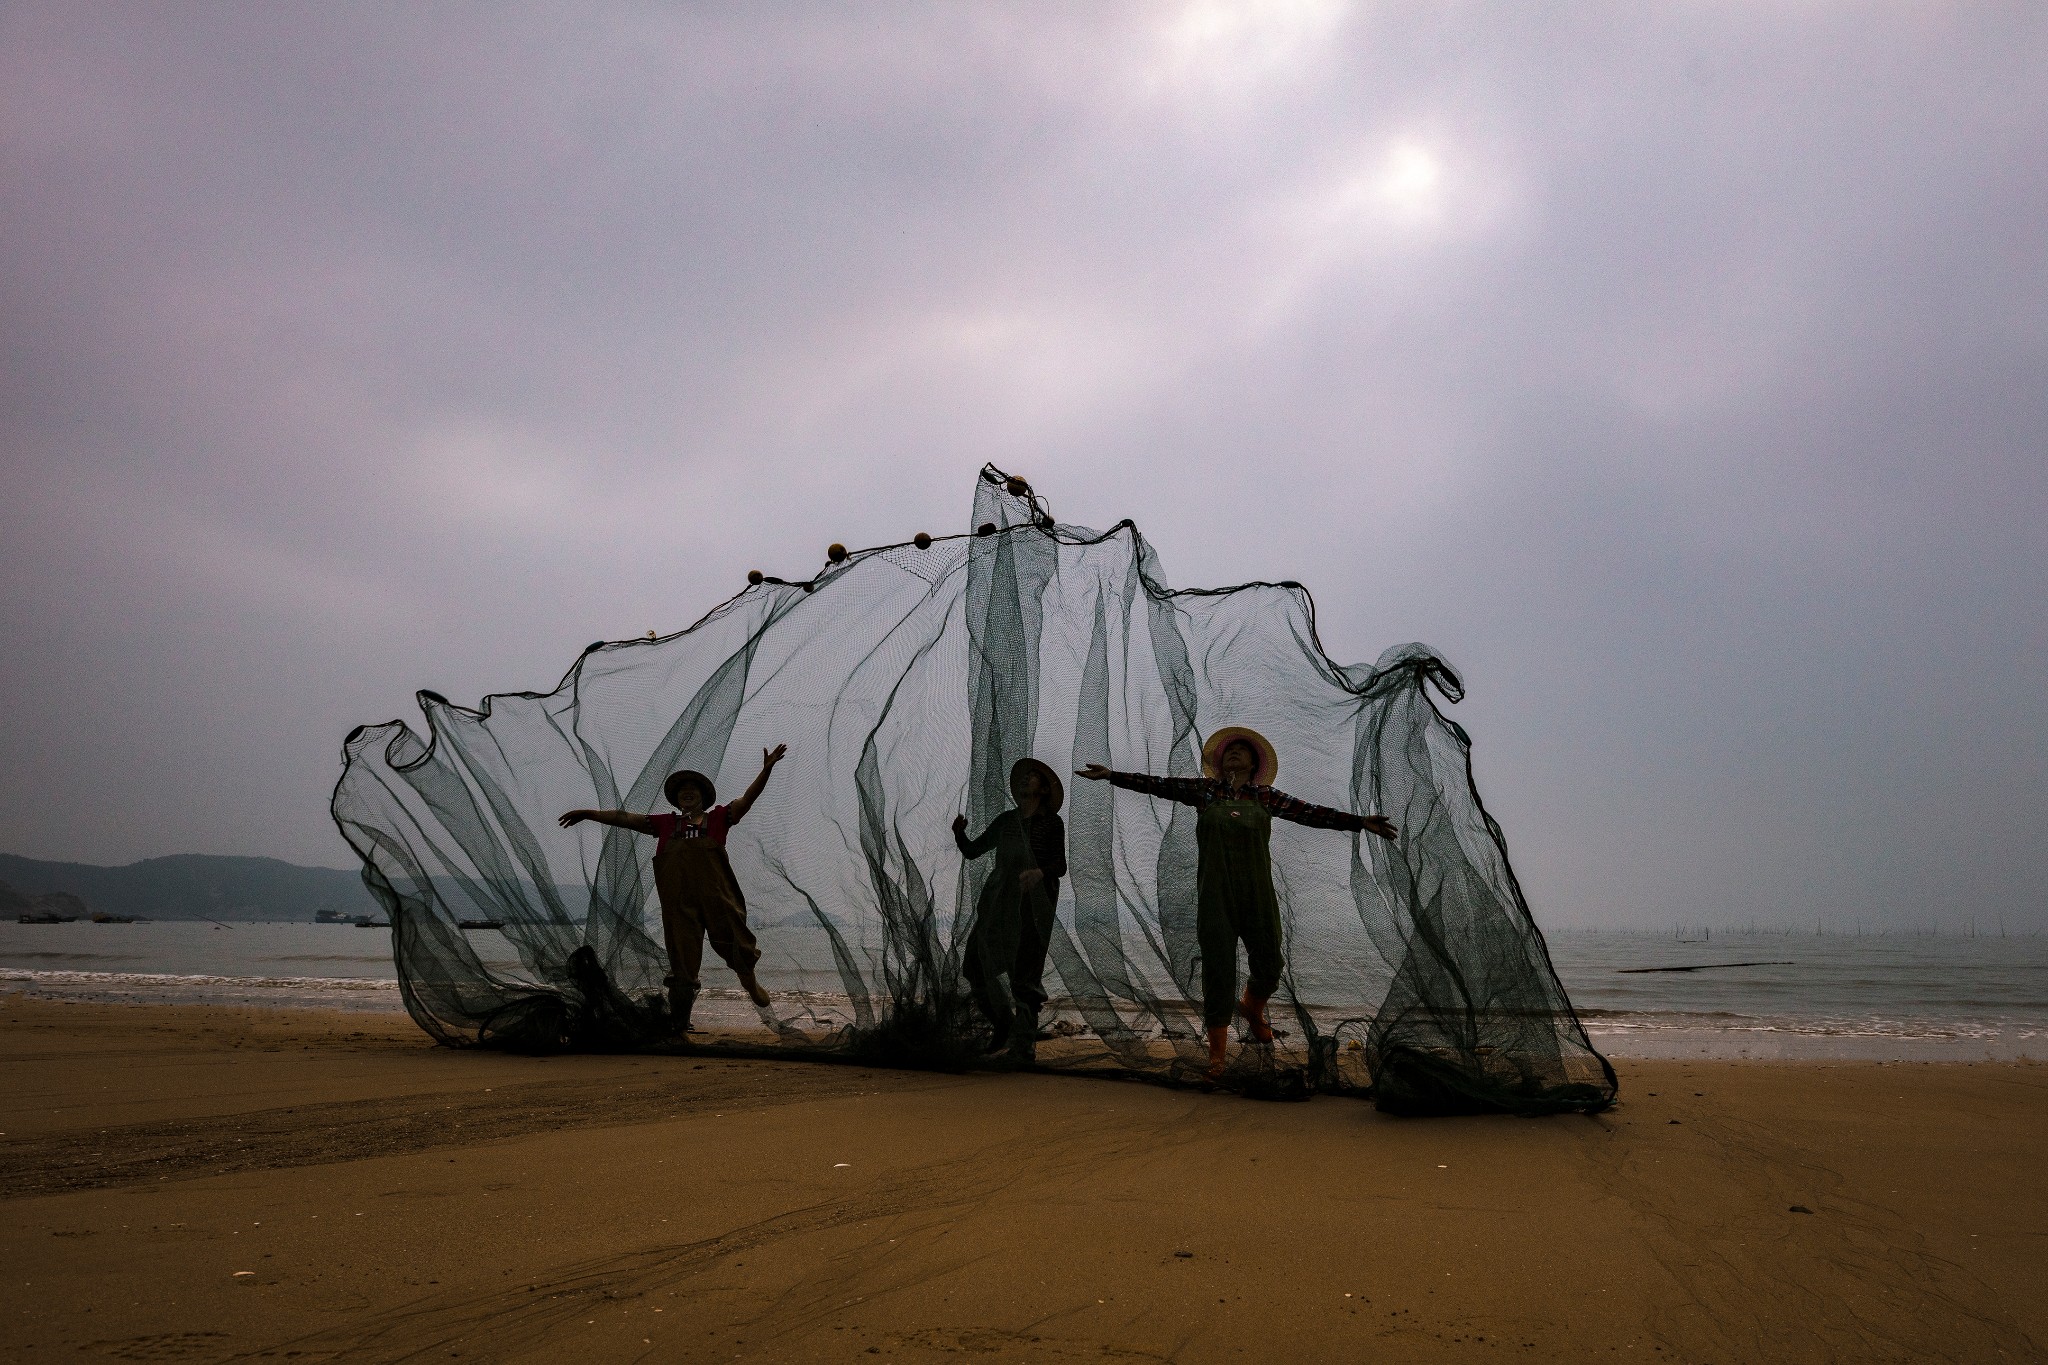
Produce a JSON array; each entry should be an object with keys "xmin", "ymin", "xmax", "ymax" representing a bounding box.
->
[{"xmin": 1, "ymin": 996, "xmax": 2042, "ymax": 1362}]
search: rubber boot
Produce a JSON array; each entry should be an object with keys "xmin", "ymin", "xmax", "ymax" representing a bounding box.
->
[
  {"xmin": 1205, "ymin": 1025, "xmax": 1230, "ymax": 1079},
  {"xmin": 665, "ymin": 976, "xmax": 697, "ymax": 1035},
  {"xmin": 1238, "ymin": 989, "xmax": 1275, "ymax": 1044},
  {"xmin": 1008, "ymin": 1007, "xmax": 1039, "ymax": 1065},
  {"xmin": 736, "ymin": 967, "xmax": 771, "ymax": 1009}
]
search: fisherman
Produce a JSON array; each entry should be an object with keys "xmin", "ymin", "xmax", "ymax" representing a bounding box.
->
[
  {"xmin": 559, "ymin": 744, "xmax": 786, "ymax": 1030},
  {"xmin": 1077, "ymin": 728, "xmax": 1396, "ymax": 1079},
  {"xmin": 953, "ymin": 757, "xmax": 1068, "ymax": 1062}
]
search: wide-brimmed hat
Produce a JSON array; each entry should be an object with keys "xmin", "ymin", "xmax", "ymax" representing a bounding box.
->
[
  {"xmin": 663, "ymin": 769, "xmax": 716, "ymax": 808},
  {"xmin": 1201, "ymin": 727, "xmax": 1277, "ymax": 786},
  {"xmin": 1010, "ymin": 757, "xmax": 1064, "ymax": 813}
]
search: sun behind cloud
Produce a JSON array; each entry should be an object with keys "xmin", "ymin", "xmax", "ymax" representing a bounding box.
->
[{"xmin": 1374, "ymin": 141, "xmax": 1443, "ymax": 223}]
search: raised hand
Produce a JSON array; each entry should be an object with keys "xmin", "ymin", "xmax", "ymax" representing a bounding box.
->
[
  {"xmin": 729, "ymin": 746, "xmax": 789, "ymax": 823},
  {"xmin": 558, "ymin": 811, "xmax": 588, "ymax": 828},
  {"xmin": 1362, "ymin": 814, "xmax": 1398, "ymax": 840},
  {"xmin": 951, "ymin": 814, "xmax": 969, "ymax": 836},
  {"xmin": 1075, "ymin": 763, "xmax": 1112, "ymax": 781}
]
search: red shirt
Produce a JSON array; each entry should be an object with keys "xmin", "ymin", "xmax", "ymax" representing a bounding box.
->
[{"xmin": 650, "ymin": 805, "xmax": 736, "ymax": 854}]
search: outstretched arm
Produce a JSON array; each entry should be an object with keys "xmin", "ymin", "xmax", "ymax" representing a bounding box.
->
[
  {"xmin": 724, "ymin": 744, "xmax": 788, "ymax": 825},
  {"xmin": 1259, "ymin": 788, "xmax": 1397, "ymax": 840},
  {"xmin": 1075, "ymin": 765, "xmax": 1208, "ymax": 807},
  {"xmin": 558, "ymin": 809, "xmax": 659, "ymax": 835}
]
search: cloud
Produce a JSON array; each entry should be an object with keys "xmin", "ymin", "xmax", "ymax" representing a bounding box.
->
[
  {"xmin": 1143, "ymin": 0, "xmax": 1347, "ymax": 101},
  {"xmin": 1, "ymin": 2, "xmax": 2043, "ymax": 933}
]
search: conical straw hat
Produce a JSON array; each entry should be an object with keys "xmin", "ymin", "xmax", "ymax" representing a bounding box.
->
[
  {"xmin": 1200, "ymin": 727, "xmax": 1277, "ymax": 786},
  {"xmin": 663, "ymin": 770, "xmax": 716, "ymax": 808},
  {"xmin": 1010, "ymin": 757, "xmax": 1064, "ymax": 813}
]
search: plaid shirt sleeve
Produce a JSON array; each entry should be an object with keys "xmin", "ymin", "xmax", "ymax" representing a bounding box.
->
[
  {"xmin": 1107, "ymin": 772, "xmax": 1212, "ymax": 808},
  {"xmin": 1255, "ymin": 785, "xmax": 1366, "ymax": 831}
]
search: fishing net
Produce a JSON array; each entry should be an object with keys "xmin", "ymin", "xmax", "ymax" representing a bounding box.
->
[{"xmin": 331, "ymin": 466, "xmax": 1616, "ymax": 1115}]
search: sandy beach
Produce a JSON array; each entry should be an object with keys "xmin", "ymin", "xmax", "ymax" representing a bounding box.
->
[{"xmin": 1, "ymin": 996, "xmax": 2041, "ymax": 1363}]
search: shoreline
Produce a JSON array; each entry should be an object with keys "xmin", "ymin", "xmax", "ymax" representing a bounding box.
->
[
  {"xmin": 8, "ymin": 921, "xmax": 2044, "ymax": 1066},
  {"xmin": 2, "ymin": 997, "xmax": 2042, "ymax": 1362},
  {"xmin": 4, "ymin": 973, "xmax": 2042, "ymax": 1063}
]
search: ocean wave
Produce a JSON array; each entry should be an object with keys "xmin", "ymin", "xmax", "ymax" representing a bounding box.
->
[
  {"xmin": 1583, "ymin": 1011, "xmax": 2023, "ymax": 1041},
  {"xmin": 0, "ymin": 968, "xmax": 400, "ymax": 993}
]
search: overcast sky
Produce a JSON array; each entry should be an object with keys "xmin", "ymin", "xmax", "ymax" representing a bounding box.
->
[{"xmin": 3, "ymin": 3, "xmax": 2043, "ymax": 932}]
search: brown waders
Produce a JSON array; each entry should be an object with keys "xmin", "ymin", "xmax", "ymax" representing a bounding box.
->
[{"xmin": 651, "ymin": 837, "xmax": 764, "ymax": 1028}]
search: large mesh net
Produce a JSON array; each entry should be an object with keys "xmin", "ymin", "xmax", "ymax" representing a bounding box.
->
[{"xmin": 332, "ymin": 466, "xmax": 1616, "ymax": 1115}]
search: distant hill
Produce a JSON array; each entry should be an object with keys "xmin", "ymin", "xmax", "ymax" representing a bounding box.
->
[
  {"xmin": 0, "ymin": 882, "xmax": 92, "ymax": 921},
  {"xmin": 0, "ymin": 853, "xmax": 375, "ymax": 922}
]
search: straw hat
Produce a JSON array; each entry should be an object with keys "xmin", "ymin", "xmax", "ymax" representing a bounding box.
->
[
  {"xmin": 1201, "ymin": 727, "xmax": 1277, "ymax": 786},
  {"xmin": 1010, "ymin": 757, "xmax": 1064, "ymax": 813},
  {"xmin": 663, "ymin": 770, "xmax": 716, "ymax": 808}
]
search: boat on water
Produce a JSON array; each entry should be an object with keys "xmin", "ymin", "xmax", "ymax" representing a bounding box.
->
[
  {"xmin": 353, "ymin": 918, "xmax": 392, "ymax": 929},
  {"xmin": 457, "ymin": 919, "xmax": 504, "ymax": 931},
  {"xmin": 16, "ymin": 912, "xmax": 77, "ymax": 924}
]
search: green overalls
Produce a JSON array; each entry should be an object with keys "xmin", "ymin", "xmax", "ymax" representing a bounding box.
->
[
  {"xmin": 1195, "ymin": 794, "xmax": 1284, "ymax": 1029},
  {"xmin": 1111, "ymin": 765, "xmax": 1369, "ymax": 1032}
]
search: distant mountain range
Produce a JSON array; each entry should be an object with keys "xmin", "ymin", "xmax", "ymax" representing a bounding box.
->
[{"xmin": 0, "ymin": 853, "xmax": 376, "ymax": 922}]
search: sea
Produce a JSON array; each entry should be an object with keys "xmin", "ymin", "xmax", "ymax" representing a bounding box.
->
[{"xmin": 2, "ymin": 921, "xmax": 2043, "ymax": 1061}]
